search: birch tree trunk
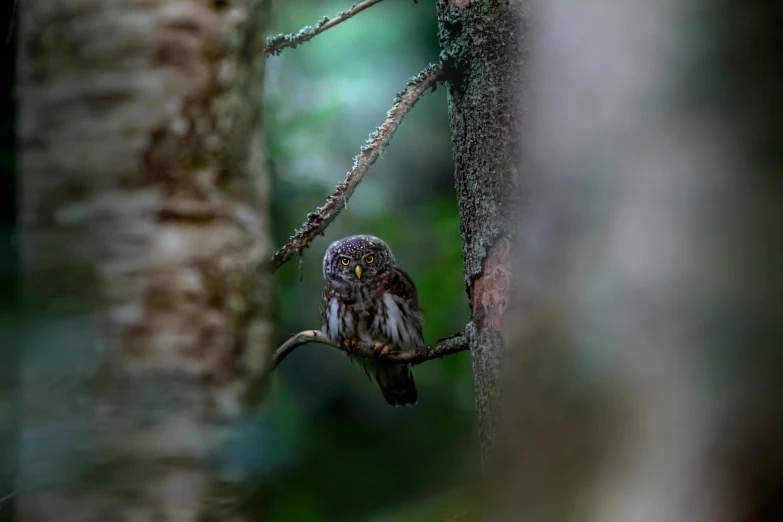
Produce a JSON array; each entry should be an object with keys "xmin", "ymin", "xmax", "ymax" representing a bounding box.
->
[
  {"xmin": 436, "ymin": 0, "xmax": 528, "ymax": 461},
  {"xmin": 16, "ymin": 0, "xmax": 273, "ymax": 520}
]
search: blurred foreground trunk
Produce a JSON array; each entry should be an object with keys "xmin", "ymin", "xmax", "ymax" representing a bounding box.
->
[
  {"xmin": 486, "ymin": 0, "xmax": 783, "ymax": 521},
  {"xmin": 17, "ymin": 1, "xmax": 273, "ymax": 520},
  {"xmin": 436, "ymin": 0, "xmax": 528, "ymax": 462}
]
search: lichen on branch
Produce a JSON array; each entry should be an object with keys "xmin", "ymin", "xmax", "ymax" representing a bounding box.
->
[
  {"xmin": 264, "ymin": 0, "xmax": 386, "ymax": 56},
  {"xmin": 270, "ymin": 62, "xmax": 444, "ymax": 272}
]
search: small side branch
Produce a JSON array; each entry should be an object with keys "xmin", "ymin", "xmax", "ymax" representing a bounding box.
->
[
  {"xmin": 265, "ymin": 0, "xmax": 386, "ymax": 56},
  {"xmin": 270, "ymin": 63, "xmax": 444, "ymax": 272},
  {"xmin": 0, "ymin": 491, "xmax": 15, "ymax": 510},
  {"xmin": 272, "ymin": 330, "xmax": 467, "ymax": 370}
]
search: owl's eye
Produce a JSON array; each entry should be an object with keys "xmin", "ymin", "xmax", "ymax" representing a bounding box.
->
[
  {"xmin": 365, "ymin": 255, "xmax": 374, "ymax": 264},
  {"xmin": 340, "ymin": 257, "xmax": 350, "ymax": 266}
]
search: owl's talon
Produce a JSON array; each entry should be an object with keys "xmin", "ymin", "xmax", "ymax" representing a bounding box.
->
[
  {"xmin": 373, "ymin": 344, "xmax": 391, "ymax": 358},
  {"xmin": 342, "ymin": 338, "xmax": 358, "ymax": 353}
]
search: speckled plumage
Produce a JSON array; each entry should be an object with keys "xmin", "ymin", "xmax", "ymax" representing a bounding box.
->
[{"xmin": 320, "ymin": 235, "xmax": 423, "ymax": 406}]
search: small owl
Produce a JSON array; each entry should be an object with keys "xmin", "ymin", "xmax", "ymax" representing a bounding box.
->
[{"xmin": 321, "ymin": 235, "xmax": 423, "ymax": 406}]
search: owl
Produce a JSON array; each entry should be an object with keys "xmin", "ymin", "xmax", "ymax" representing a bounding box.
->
[{"xmin": 321, "ymin": 235, "xmax": 423, "ymax": 406}]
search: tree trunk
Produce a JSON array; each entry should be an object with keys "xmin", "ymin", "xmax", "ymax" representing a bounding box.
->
[
  {"xmin": 16, "ymin": 0, "xmax": 273, "ymax": 520},
  {"xmin": 489, "ymin": 0, "xmax": 783, "ymax": 521},
  {"xmin": 436, "ymin": 0, "xmax": 528, "ymax": 461}
]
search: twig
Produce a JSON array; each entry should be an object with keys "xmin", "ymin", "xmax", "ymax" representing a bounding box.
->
[
  {"xmin": 270, "ymin": 63, "xmax": 444, "ymax": 272},
  {"xmin": 0, "ymin": 491, "xmax": 15, "ymax": 510},
  {"xmin": 265, "ymin": 0, "xmax": 386, "ymax": 56},
  {"xmin": 272, "ymin": 329, "xmax": 468, "ymax": 370}
]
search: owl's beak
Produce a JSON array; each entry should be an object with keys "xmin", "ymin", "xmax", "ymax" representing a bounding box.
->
[{"xmin": 354, "ymin": 265, "xmax": 362, "ymax": 279}]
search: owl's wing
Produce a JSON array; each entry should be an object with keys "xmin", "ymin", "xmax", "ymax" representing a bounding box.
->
[
  {"xmin": 384, "ymin": 266, "xmax": 424, "ymax": 344},
  {"xmin": 387, "ymin": 266, "xmax": 421, "ymax": 310},
  {"xmin": 319, "ymin": 282, "xmax": 332, "ymax": 336}
]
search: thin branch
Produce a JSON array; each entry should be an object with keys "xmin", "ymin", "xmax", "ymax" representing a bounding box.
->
[
  {"xmin": 265, "ymin": 0, "xmax": 386, "ymax": 56},
  {"xmin": 272, "ymin": 329, "xmax": 468, "ymax": 370},
  {"xmin": 270, "ymin": 62, "xmax": 444, "ymax": 272},
  {"xmin": 0, "ymin": 491, "xmax": 15, "ymax": 510}
]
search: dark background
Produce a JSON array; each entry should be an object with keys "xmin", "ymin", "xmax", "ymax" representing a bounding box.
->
[
  {"xmin": 263, "ymin": 1, "xmax": 477, "ymax": 520},
  {"xmin": 1, "ymin": 2, "xmax": 17, "ymax": 520}
]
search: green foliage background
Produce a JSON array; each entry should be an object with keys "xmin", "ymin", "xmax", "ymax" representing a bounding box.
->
[{"xmin": 259, "ymin": 0, "xmax": 478, "ymax": 519}]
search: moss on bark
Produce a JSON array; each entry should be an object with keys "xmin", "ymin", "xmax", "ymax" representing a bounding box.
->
[{"xmin": 436, "ymin": 0, "xmax": 528, "ymax": 460}]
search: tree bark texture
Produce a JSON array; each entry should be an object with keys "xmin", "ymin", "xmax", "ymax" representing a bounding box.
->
[
  {"xmin": 17, "ymin": 0, "xmax": 273, "ymax": 520},
  {"xmin": 436, "ymin": 0, "xmax": 528, "ymax": 461}
]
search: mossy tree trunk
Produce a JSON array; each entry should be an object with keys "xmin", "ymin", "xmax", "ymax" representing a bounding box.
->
[
  {"xmin": 436, "ymin": 0, "xmax": 528, "ymax": 461},
  {"xmin": 16, "ymin": 0, "xmax": 273, "ymax": 520}
]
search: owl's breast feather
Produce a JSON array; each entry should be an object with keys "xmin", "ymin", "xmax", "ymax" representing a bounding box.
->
[{"xmin": 326, "ymin": 298, "xmax": 340, "ymax": 340}]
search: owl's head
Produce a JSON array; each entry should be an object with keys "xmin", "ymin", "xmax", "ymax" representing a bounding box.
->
[{"xmin": 323, "ymin": 235, "xmax": 396, "ymax": 283}]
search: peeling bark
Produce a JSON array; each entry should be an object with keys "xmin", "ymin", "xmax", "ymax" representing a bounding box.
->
[
  {"xmin": 471, "ymin": 239, "xmax": 512, "ymax": 334},
  {"xmin": 16, "ymin": 0, "xmax": 273, "ymax": 520},
  {"xmin": 436, "ymin": 0, "xmax": 528, "ymax": 460}
]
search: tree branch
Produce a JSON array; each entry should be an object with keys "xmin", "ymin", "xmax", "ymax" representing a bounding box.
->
[
  {"xmin": 0, "ymin": 491, "xmax": 15, "ymax": 510},
  {"xmin": 271, "ymin": 329, "xmax": 468, "ymax": 370},
  {"xmin": 265, "ymin": 0, "xmax": 386, "ymax": 56},
  {"xmin": 270, "ymin": 62, "xmax": 444, "ymax": 272}
]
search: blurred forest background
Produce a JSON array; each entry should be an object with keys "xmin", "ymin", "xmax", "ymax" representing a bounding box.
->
[{"xmin": 264, "ymin": 1, "xmax": 477, "ymax": 520}]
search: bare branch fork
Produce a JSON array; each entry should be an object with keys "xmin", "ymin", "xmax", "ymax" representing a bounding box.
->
[
  {"xmin": 270, "ymin": 62, "xmax": 444, "ymax": 272},
  {"xmin": 265, "ymin": 0, "xmax": 386, "ymax": 56},
  {"xmin": 272, "ymin": 330, "xmax": 468, "ymax": 370}
]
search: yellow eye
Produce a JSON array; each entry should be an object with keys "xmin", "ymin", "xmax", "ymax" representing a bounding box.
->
[
  {"xmin": 340, "ymin": 258, "xmax": 350, "ymax": 266},
  {"xmin": 365, "ymin": 255, "xmax": 374, "ymax": 264}
]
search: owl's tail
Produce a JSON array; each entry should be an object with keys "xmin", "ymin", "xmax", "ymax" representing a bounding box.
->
[{"xmin": 373, "ymin": 363, "xmax": 418, "ymax": 407}]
